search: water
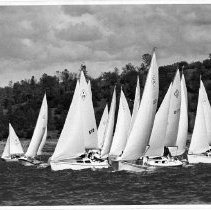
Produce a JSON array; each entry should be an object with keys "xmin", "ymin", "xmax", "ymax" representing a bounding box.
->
[
  {"xmin": 0, "ymin": 161, "xmax": 211, "ymax": 205},
  {"xmin": 0, "ymin": 138, "xmax": 210, "ymax": 206}
]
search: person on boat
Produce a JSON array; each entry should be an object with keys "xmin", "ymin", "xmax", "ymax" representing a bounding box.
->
[
  {"xmin": 12, "ymin": 154, "xmax": 22, "ymax": 159},
  {"xmin": 79, "ymin": 153, "xmax": 86, "ymax": 159},
  {"xmin": 142, "ymin": 156, "xmax": 149, "ymax": 166},
  {"xmin": 205, "ymin": 149, "xmax": 211, "ymax": 156},
  {"xmin": 88, "ymin": 151, "xmax": 94, "ymax": 159},
  {"xmin": 163, "ymin": 146, "xmax": 172, "ymax": 159}
]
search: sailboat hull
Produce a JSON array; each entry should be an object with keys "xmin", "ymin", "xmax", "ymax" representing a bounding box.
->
[
  {"xmin": 146, "ymin": 157, "xmax": 183, "ymax": 167},
  {"xmin": 50, "ymin": 160, "xmax": 109, "ymax": 171},
  {"xmin": 111, "ymin": 160, "xmax": 147, "ymax": 172},
  {"xmin": 188, "ymin": 154, "xmax": 211, "ymax": 164}
]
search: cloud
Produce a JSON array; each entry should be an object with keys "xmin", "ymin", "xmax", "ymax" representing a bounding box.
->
[
  {"xmin": 62, "ymin": 5, "xmax": 94, "ymax": 16},
  {"xmin": 56, "ymin": 22, "xmax": 103, "ymax": 42},
  {"xmin": 0, "ymin": 5, "xmax": 211, "ymax": 86}
]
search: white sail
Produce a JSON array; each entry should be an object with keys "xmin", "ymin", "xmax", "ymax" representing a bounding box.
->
[
  {"xmin": 200, "ymin": 81, "xmax": 211, "ymax": 145},
  {"xmin": 9, "ymin": 124, "xmax": 24, "ymax": 155},
  {"xmin": 97, "ymin": 105, "xmax": 109, "ymax": 149},
  {"xmin": 164, "ymin": 70, "xmax": 181, "ymax": 147},
  {"xmin": 88, "ymin": 80, "xmax": 92, "ymax": 98},
  {"xmin": 120, "ymin": 51, "xmax": 159, "ymax": 161},
  {"xmin": 37, "ymin": 126, "xmax": 47, "ymax": 156},
  {"xmin": 130, "ymin": 76, "xmax": 140, "ymax": 132},
  {"xmin": 189, "ymin": 80, "xmax": 209, "ymax": 154},
  {"xmin": 109, "ymin": 89, "xmax": 131, "ymax": 156},
  {"xmin": 51, "ymin": 81, "xmax": 85, "ymax": 161},
  {"xmin": 79, "ymin": 71, "xmax": 98, "ymax": 149},
  {"xmin": 25, "ymin": 94, "xmax": 48, "ymax": 158},
  {"xmin": 145, "ymin": 83, "xmax": 172, "ymax": 157},
  {"xmin": 174, "ymin": 74, "xmax": 188, "ymax": 156},
  {"xmin": 101, "ymin": 87, "xmax": 116, "ymax": 157},
  {"xmin": 1, "ymin": 137, "xmax": 10, "ymax": 158}
]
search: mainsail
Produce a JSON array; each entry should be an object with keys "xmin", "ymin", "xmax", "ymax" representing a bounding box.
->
[
  {"xmin": 164, "ymin": 70, "xmax": 181, "ymax": 147},
  {"xmin": 25, "ymin": 94, "xmax": 48, "ymax": 158},
  {"xmin": 88, "ymin": 80, "xmax": 92, "ymax": 98},
  {"xmin": 2, "ymin": 124, "xmax": 24, "ymax": 158},
  {"xmin": 51, "ymin": 71, "xmax": 99, "ymax": 162},
  {"xmin": 51, "ymin": 81, "xmax": 85, "ymax": 161},
  {"xmin": 145, "ymin": 83, "xmax": 172, "ymax": 157},
  {"xmin": 189, "ymin": 80, "xmax": 209, "ymax": 154},
  {"xmin": 120, "ymin": 51, "xmax": 159, "ymax": 161},
  {"xmin": 109, "ymin": 89, "xmax": 131, "ymax": 156},
  {"xmin": 174, "ymin": 74, "xmax": 188, "ymax": 156},
  {"xmin": 130, "ymin": 76, "xmax": 140, "ymax": 132},
  {"xmin": 97, "ymin": 105, "xmax": 109, "ymax": 149},
  {"xmin": 37, "ymin": 127, "xmax": 47, "ymax": 156},
  {"xmin": 80, "ymin": 71, "xmax": 98, "ymax": 149},
  {"xmin": 200, "ymin": 80, "xmax": 211, "ymax": 145},
  {"xmin": 101, "ymin": 87, "xmax": 116, "ymax": 157},
  {"xmin": 9, "ymin": 124, "xmax": 24, "ymax": 155}
]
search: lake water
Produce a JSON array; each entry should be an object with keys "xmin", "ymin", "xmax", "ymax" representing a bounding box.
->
[
  {"xmin": 0, "ymin": 160, "xmax": 211, "ymax": 205},
  {"xmin": 0, "ymin": 139, "xmax": 211, "ymax": 206}
]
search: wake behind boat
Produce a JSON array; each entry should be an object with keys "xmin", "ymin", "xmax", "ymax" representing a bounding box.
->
[{"xmin": 50, "ymin": 71, "xmax": 109, "ymax": 171}]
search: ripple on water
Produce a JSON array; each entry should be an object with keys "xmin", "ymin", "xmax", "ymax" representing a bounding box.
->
[{"xmin": 0, "ymin": 161, "xmax": 211, "ymax": 205}]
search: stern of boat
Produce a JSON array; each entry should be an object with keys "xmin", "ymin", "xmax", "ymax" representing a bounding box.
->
[{"xmin": 187, "ymin": 154, "xmax": 211, "ymax": 164}]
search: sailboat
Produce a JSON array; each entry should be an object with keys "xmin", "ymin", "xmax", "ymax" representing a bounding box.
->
[
  {"xmin": 100, "ymin": 87, "xmax": 116, "ymax": 158},
  {"xmin": 1, "ymin": 124, "xmax": 24, "ymax": 162},
  {"xmin": 111, "ymin": 50, "xmax": 159, "ymax": 172},
  {"xmin": 200, "ymin": 80, "xmax": 211, "ymax": 149},
  {"xmin": 97, "ymin": 104, "xmax": 109, "ymax": 149},
  {"xmin": 19, "ymin": 94, "xmax": 48, "ymax": 166},
  {"xmin": 172, "ymin": 73, "xmax": 188, "ymax": 157},
  {"xmin": 50, "ymin": 71, "xmax": 108, "ymax": 171},
  {"xmin": 109, "ymin": 88, "xmax": 131, "ymax": 159},
  {"xmin": 145, "ymin": 70, "xmax": 183, "ymax": 167},
  {"xmin": 129, "ymin": 76, "xmax": 140, "ymax": 133},
  {"xmin": 37, "ymin": 127, "xmax": 47, "ymax": 156},
  {"xmin": 187, "ymin": 79, "xmax": 211, "ymax": 163}
]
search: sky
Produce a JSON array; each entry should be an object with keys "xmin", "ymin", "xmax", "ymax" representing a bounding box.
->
[{"xmin": 0, "ymin": 4, "xmax": 211, "ymax": 86}]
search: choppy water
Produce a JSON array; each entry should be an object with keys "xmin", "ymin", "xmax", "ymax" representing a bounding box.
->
[
  {"xmin": 0, "ymin": 160, "xmax": 211, "ymax": 205},
  {"xmin": 0, "ymin": 138, "xmax": 210, "ymax": 206}
]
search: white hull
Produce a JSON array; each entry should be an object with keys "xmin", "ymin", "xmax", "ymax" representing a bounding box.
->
[
  {"xmin": 37, "ymin": 163, "xmax": 50, "ymax": 169},
  {"xmin": 188, "ymin": 154, "xmax": 211, "ymax": 164},
  {"xmin": 146, "ymin": 157, "xmax": 183, "ymax": 167},
  {"xmin": 111, "ymin": 160, "xmax": 147, "ymax": 172},
  {"xmin": 50, "ymin": 160, "xmax": 109, "ymax": 171}
]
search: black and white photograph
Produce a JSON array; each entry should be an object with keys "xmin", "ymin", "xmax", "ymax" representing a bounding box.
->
[{"xmin": 0, "ymin": 0, "xmax": 210, "ymax": 207}]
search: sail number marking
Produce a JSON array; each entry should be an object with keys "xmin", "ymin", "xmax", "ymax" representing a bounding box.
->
[
  {"xmin": 174, "ymin": 108, "xmax": 180, "ymax": 114},
  {"xmin": 152, "ymin": 75, "xmax": 156, "ymax": 87},
  {"xmin": 174, "ymin": 89, "xmax": 180, "ymax": 98},
  {"xmin": 89, "ymin": 128, "xmax": 95, "ymax": 134},
  {"xmin": 81, "ymin": 89, "xmax": 86, "ymax": 100}
]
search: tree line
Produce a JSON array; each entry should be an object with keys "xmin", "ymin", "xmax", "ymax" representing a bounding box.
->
[{"xmin": 0, "ymin": 53, "xmax": 211, "ymax": 139}]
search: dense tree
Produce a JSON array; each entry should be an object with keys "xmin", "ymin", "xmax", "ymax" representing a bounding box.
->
[{"xmin": 0, "ymin": 54, "xmax": 211, "ymax": 139}]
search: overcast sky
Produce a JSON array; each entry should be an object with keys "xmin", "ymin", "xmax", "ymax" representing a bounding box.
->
[{"xmin": 0, "ymin": 4, "xmax": 211, "ymax": 86}]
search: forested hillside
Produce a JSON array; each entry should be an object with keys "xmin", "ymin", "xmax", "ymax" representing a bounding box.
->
[{"xmin": 0, "ymin": 54, "xmax": 211, "ymax": 140}]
